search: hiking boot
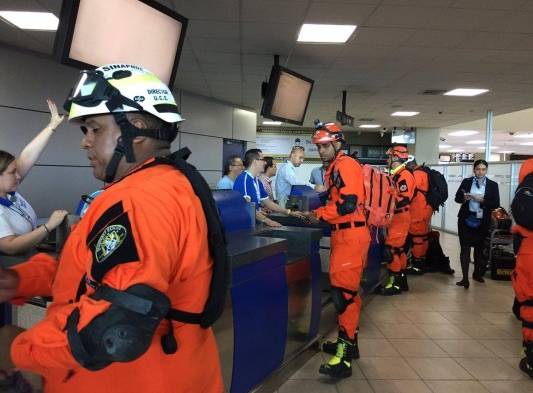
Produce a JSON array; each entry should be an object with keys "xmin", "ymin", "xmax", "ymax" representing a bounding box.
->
[
  {"xmin": 378, "ymin": 273, "xmax": 402, "ymax": 296},
  {"xmin": 406, "ymin": 258, "xmax": 426, "ymax": 275},
  {"xmin": 322, "ymin": 331, "xmax": 359, "ymax": 359},
  {"xmin": 398, "ymin": 271, "xmax": 409, "ymax": 292},
  {"xmin": 319, "ymin": 331, "xmax": 354, "ymax": 379},
  {"xmin": 519, "ymin": 342, "xmax": 533, "ymax": 379}
]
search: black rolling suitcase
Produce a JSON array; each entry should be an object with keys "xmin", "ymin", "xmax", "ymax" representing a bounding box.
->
[{"xmin": 490, "ymin": 246, "xmax": 515, "ymax": 281}]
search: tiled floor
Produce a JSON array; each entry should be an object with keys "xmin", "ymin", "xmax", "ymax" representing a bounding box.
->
[{"xmin": 276, "ymin": 232, "xmax": 533, "ymax": 393}]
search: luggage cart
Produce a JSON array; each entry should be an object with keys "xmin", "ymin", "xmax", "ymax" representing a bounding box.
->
[{"xmin": 486, "ymin": 228, "xmax": 515, "ymax": 280}]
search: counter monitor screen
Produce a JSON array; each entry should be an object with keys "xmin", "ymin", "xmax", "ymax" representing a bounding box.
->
[
  {"xmin": 261, "ymin": 65, "xmax": 314, "ymax": 126},
  {"xmin": 391, "ymin": 129, "xmax": 416, "ymax": 144},
  {"xmin": 54, "ymin": 0, "xmax": 188, "ymax": 87}
]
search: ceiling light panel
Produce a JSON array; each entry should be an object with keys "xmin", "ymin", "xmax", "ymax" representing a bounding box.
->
[
  {"xmin": 447, "ymin": 130, "xmax": 479, "ymax": 137},
  {"xmin": 444, "ymin": 88, "xmax": 489, "ymax": 97},
  {"xmin": 391, "ymin": 111, "xmax": 419, "ymax": 117},
  {"xmin": 0, "ymin": 11, "xmax": 58, "ymax": 30},
  {"xmin": 297, "ymin": 24, "xmax": 357, "ymax": 43}
]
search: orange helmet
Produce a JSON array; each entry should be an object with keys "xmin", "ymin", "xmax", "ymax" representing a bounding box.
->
[
  {"xmin": 386, "ymin": 145, "xmax": 409, "ymax": 160},
  {"xmin": 312, "ymin": 121, "xmax": 344, "ymax": 144}
]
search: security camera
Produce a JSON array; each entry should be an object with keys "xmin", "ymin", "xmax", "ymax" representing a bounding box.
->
[
  {"xmin": 382, "ymin": 127, "xmax": 387, "ymax": 132},
  {"xmin": 380, "ymin": 131, "xmax": 384, "ymax": 137},
  {"xmin": 440, "ymin": 137, "xmax": 446, "ymax": 142},
  {"xmin": 509, "ymin": 132, "xmax": 515, "ymax": 136}
]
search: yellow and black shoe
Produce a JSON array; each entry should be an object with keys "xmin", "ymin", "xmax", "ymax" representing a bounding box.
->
[
  {"xmin": 406, "ymin": 258, "xmax": 425, "ymax": 275},
  {"xmin": 321, "ymin": 332, "xmax": 359, "ymax": 359},
  {"xmin": 519, "ymin": 342, "xmax": 533, "ymax": 379},
  {"xmin": 398, "ymin": 270, "xmax": 409, "ymax": 292},
  {"xmin": 319, "ymin": 332, "xmax": 354, "ymax": 379},
  {"xmin": 378, "ymin": 273, "xmax": 401, "ymax": 296}
]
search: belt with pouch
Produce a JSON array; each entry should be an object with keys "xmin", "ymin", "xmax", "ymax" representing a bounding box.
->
[{"xmin": 330, "ymin": 221, "xmax": 366, "ymax": 231}]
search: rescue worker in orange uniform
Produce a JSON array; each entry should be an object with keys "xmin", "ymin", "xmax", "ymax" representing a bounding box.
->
[
  {"xmin": 407, "ymin": 159, "xmax": 433, "ymax": 274},
  {"xmin": 0, "ymin": 65, "xmax": 224, "ymax": 393},
  {"xmin": 379, "ymin": 145, "xmax": 415, "ymax": 296},
  {"xmin": 304, "ymin": 121, "xmax": 370, "ymax": 379},
  {"xmin": 512, "ymin": 158, "xmax": 533, "ymax": 379}
]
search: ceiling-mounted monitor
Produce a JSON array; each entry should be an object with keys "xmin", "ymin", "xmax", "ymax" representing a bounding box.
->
[
  {"xmin": 54, "ymin": 0, "xmax": 188, "ymax": 87},
  {"xmin": 261, "ymin": 65, "xmax": 314, "ymax": 126},
  {"xmin": 391, "ymin": 128, "xmax": 416, "ymax": 144}
]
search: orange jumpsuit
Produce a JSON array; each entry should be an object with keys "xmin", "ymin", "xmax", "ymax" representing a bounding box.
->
[
  {"xmin": 512, "ymin": 159, "xmax": 533, "ymax": 344},
  {"xmin": 315, "ymin": 152, "xmax": 370, "ymax": 339},
  {"xmin": 386, "ymin": 167, "xmax": 415, "ymax": 273},
  {"xmin": 9, "ymin": 160, "xmax": 223, "ymax": 393},
  {"xmin": 409, "ymin": 168, "xmax": 433, "ymax": 260}
]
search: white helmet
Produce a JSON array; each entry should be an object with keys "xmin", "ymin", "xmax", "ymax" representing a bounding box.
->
[{"xmin": 64, "ymin": 64, "xmax": 183, "ymax": 124}]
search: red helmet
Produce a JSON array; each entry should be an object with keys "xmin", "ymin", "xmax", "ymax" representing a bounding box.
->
[
  {"xmin": 386, "ymin": 145, "xmax": 409, "ymax": 160},
  {"xmin": 312, "ymin": 121, "xmax": 344, "ymax": 144}
]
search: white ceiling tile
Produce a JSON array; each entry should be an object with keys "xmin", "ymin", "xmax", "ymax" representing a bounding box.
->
[
  {"xmin": 304, "ymin": 3, "xmax": 377, "ymax": 24},
  {"xmin": 172, "ymin": 0, "xmax": 238, "ymax": 21},
  {"xmin": 241, "ymin": 0, "xmax": 309, "ymax": 23}
]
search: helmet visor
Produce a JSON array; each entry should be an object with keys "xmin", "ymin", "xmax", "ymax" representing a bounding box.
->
[{"xmin": 64, "ymin": 70, "xmax": 118, "ymax": 112}]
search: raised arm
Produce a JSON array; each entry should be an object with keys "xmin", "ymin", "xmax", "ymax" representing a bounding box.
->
[{"xmin": 16, "ymin": 99, "xmax": 64, "ymax": 181}]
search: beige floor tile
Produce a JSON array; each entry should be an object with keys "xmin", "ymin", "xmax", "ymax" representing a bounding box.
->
[
  {"xmin": 368, "ymin": 379, "xmax": 432, "ymax": 393},
  {"xmin": 391, "ymin": 300, "xmax": 436, "ymax": 312},
  {"xmin": 336, "ymin": 378, "xmax": 374, "ymax": 393},
  {"xmin": 357, "ymin": 357, "xmax": 419, "ymax": 380},
  {"xmin": 290, "ymin": 353, "xmax": 329, "ymax": 379},
  {"xmin": 480, "ymin": 380, "xmax": 533, "ymax": 393},
  {"xmin": 425, "ymin": 380, "xmax": 490, "ymax": 393},
  {"xmin": 278, "ymin": 378, "xmax": 338, "ymax": 393},
  {"xmin": 434, "ymin": 339, "xmax": 496, "ymax": 358},
  {"xmin": 501, "ymin": 357, "xmax": 522, "ymax": 368},
  {"xmin": 440, "ymin": 311, "xmax": 487, "ymax": 325},
  {"xmin": 403, "ymin": 311, "xmax": 451, "ymax": 324},
  {"xmin": 358, "ymin": 320, "xmax": 386, "ymax": 339},
  {"xmin": 358, "ymin": 338, "xmax": 401, "ymax": 357},
  {"xmin": 459, "ymin": 324, "xmax": 514, "ymax": 339},
  {"xmin": 405, "ymin": 357, "xmax": 473, "ymax": 380},
  {"xmin": 377, "ymin": 323, "xmax": 429, "ymax": 339},
  {"xmin": 480, "ymin": 312, "xmax": 521, "ymax": 325},
  {"xmin": 389, "ymin": 339, "xmax": 449, "ymax": 357},
  {"xmin": 480, "ymin": 339, "xmax": 524, "ymax": 358},
  {"xmin": 417, "ymin": 323, "xmax": 472, "ymax": 339},
  {"xmin": 367, "ymin": 309, "xmax": 412, "ymax": 325},
  {"xmin": 454, "ymin": 357, "xmax": 526, "ymax": 380}
]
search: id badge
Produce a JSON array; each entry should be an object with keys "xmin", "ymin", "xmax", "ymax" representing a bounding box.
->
[{"xmin": 476, "ymin": 209, "xmax": 483, "ymax": 219}]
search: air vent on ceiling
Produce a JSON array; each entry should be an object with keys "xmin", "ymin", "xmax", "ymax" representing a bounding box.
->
[
  {"xmin": 420, "ymin": 89, "xmax": 447, "ymax": 95},
  {"xmin": 358, "ymin": 118, "xmax": 374, "ymax": 122}
]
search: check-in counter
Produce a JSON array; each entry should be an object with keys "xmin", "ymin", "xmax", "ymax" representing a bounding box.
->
[{"xmin": 212, "ymin": 190, "xmax": 324, "ymax": 393}]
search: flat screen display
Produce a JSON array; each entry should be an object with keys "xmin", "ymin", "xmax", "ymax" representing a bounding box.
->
[
  {"xmin": 54, "ymin": 0, "xmax": 187, "ymax": 87},
  {"xmin": 261, "ymin": 65, "xmax": 314, "ymax": 126},
  {"xmin": 391, "ymin": 129, "xmax": 416, "ymax": 144}
]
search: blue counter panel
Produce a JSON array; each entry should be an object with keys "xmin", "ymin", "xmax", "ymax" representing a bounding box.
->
[
  {"xmin": 230, "ymin": 252, "xmax": 288, "ymax": 393},
  {"xmin": 308, "ymin": 242, "xmax": 321, "ymax": 340}
]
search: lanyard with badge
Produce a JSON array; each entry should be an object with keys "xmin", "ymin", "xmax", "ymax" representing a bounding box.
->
[{"xmin": 0, "ymin": 192, "xmax": 35, "ymax": 229}]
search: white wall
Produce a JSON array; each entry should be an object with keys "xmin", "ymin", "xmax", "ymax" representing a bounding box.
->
[{"xmin": 0, "ymin": 45, "xmax": 256, "ymax": 216}]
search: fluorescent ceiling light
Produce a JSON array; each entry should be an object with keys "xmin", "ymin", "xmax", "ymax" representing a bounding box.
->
[
  {"xmin": 465, "ymin": 140, "xmax": 486, "ymax": 145},
  {"xmin": 477, "ymin": 146, "xmax": 499, "ymax": 149},
  {"xmin": 359, "ymin": 124, "xmax": 381, "ymax": 129},
  {"xmin": 513, "ymin": 133, "xmax": 533, "ymax": 138},
  {"xmin": 391, "ymin": 111, "xmax": 419, "ymax": 117},
  {"xmin": 448, "ymin": 149, "xmax": 464, "ymax": 152},
  {"xmin": 262, "ymin": 120, "xmax": 282, "ymax": 125},
  {"xmin": 519, "ymin": 142, "xmax": 533, "ymax": 146},
  {"xmin": 500, "ymin": 150, "xmax": 514, "ymax": 154},
  {"xmin": 444, "ymin": 88, "xmax": 489, "ymax": 97},
  {"xmin": 297, "ymin": 24, "xmax": 357, "ymax": 43},
  {"xmin": 448, "ymin": 130, "xmax": 479, "ymax": 137},
  {"xmin": 0, "ymin": 11, "xmax": 58, "ymax": 30},
  {"xmin": 439, "ymin": 144, "xmax": 452, "ymax": 148}
]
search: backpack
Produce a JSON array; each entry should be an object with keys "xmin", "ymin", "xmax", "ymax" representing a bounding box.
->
[
  {"xmin": 511, "ymin": 173, "xmax": 533, "ymax": 230},
  {"xmin": 425, "ymin": 231, "xmax": 455, "ymax": 274},
  {"xmin": 362, "ymin": 164, "xmax": 396, "ymax": 227},
  {"xmin": 417, "ymin": 166, "xmax": 448, "ymax": 211}
]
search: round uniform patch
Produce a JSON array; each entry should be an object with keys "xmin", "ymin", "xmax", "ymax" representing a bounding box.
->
[
  {"xmin": 400, "ymin": 184, "xmax": 408, "ymax": 192},
  {"xmin": 95, "ymin": 224, "xmax": 127, "ymax": 263}
]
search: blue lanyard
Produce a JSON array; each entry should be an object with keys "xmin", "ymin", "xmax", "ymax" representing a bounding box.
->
[{"xmin": 0, "ymin": 193, "xmax": 35, "ymax": 229}]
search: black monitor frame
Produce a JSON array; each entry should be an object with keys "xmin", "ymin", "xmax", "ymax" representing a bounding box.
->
[
  {"xmin": 261, "ymin": 65, "xmax": 314, "ymax": 126},
  {"xmin": 53, "ymin": 0, "xmax": 188, "ymax": 88}
]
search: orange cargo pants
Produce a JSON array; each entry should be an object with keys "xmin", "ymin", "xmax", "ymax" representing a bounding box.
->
[
  {"xmin": 409, "ymin": 205, "xmax": 433, "ymax": 259},
  {"xmin": 329, "ymin": 226, "xmax": 371, "ymax": 339},
  {"xmin": 513, "ymin": 252, "xmax": 533, "ymax": 343},
  {"xmin": 385, "ymin": 211, "xmax": 411, "ymax": 272}
]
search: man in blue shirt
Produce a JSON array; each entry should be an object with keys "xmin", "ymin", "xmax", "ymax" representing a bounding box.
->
[
  {"xmin": 309, "ymin": 162, "xmax": 328, "ymax": 186},
  {"xmin": 275, "ymin": 146, "xmax": 327, "ymax": 208},
  {"xmin": 234, "ymin": 149, "xmax": 303, "ymax": 227},
  {"xmin": 216, "ymin": 155, "xmax": 243, "ymax": 189}
]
